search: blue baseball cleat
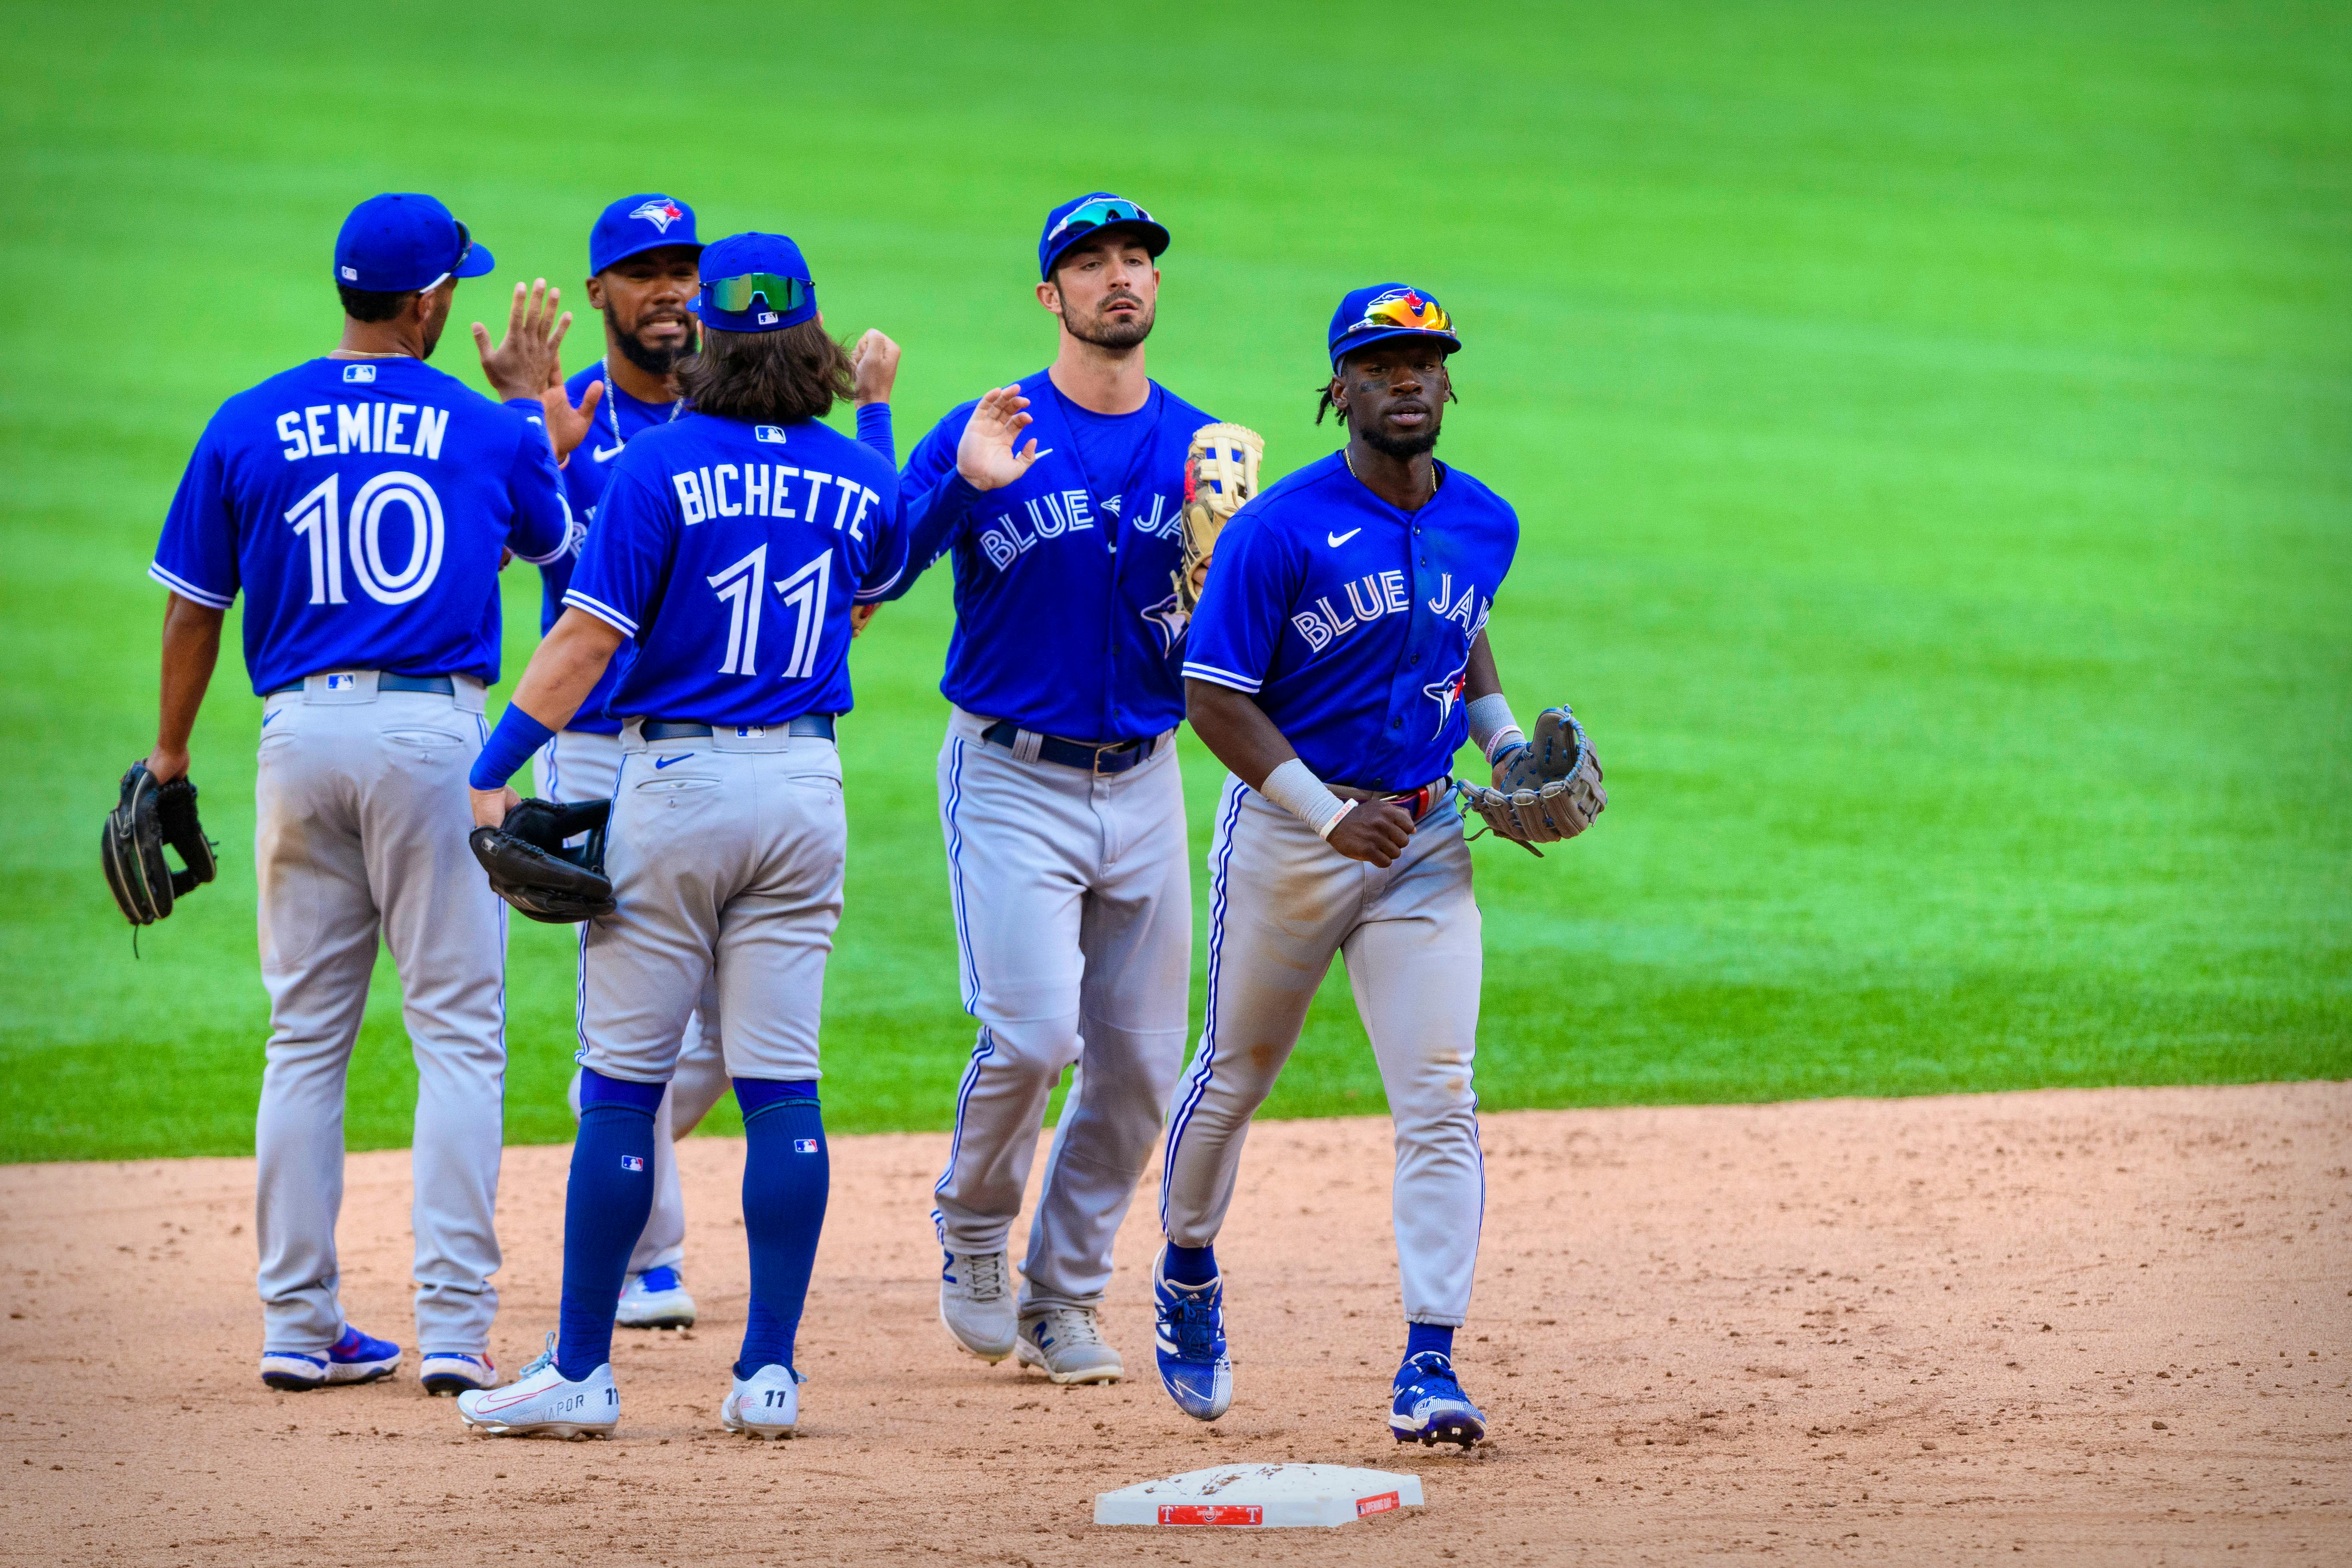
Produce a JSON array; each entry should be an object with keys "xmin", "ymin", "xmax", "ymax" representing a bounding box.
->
[
  {"xmin": 259, "ymin": 1323, "xmax": 403, "ymax": 1392},
  {"xmin": 1390, "ymin": 1350, "xmax": 1487, "ymax": 1448},
  {"xmin": 1152, "ymin": 1248, "xmax": 1233, "ymax": 1422}
]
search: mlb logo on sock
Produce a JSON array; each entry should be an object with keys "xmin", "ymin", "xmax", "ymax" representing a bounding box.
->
[
  {"xmin": 620, "ymin": 1155, "xmax": 645, "ymax": 1172},
  {"xmin": 793, "ymin": 1138, "xmax": 819, "ymax": 1153}
]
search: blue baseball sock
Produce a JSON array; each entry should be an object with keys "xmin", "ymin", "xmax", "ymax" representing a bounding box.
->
[
  {"xmin": 735, "ymin": 1078, "xmax": 827, "ymax": 1378},
  {"xmin": 1405, "ymin": 1322, "xmax": 1456, "ymax": 1365},
  {"xmin": 1163, "ymin": 1242, "xmax": 1217, "ymax": 1285},
  {"xmin": 556, "ymin": 1069, "xmax": 667, "ymax": 1382}
]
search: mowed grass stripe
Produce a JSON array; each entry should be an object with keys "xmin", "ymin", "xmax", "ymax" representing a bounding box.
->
[{"xmin": 0, "ymin": 0, "xmax": 2343, "ymax": 1161}]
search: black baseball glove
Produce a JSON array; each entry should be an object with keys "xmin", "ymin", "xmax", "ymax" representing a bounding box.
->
[
  {"xmin": 102, "ymin": 762, "xmax": 219, "ymax": 925},
  {"xmin": 1460, "ymin": 706, "xmax": 1606, "ymax": 855},
  {"xmin": 469, "ymin": 798, "xmax": 616, "ymax": 924}
]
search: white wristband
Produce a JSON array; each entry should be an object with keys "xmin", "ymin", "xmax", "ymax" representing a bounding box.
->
[
  {"xmin": 1466, "ymin": 693, "xmax": 1523, "ymax": 764},
  {"xmin": 1259, "ymin": 757, "xmax": 1354, "ymax": 839}
]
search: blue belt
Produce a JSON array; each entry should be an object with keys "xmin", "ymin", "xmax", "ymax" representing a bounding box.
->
[
  {"xmin": 641, "ymin": 715, "xmax": 836, "ymax": 741},
  {"xmin": 981, "ymin": 721, "xmax": 1155, "ymax": 775},
  {"xmin": 265, "ymin": 673, "xmax": 454, "ymax": 696}
]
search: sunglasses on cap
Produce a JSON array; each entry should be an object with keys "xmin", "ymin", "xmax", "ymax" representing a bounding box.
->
[
  {"xmin": 1044, "ymin": 197, "xmax": 1152, "ymax": 246},
  {"xmin": 420, "ymin": 222, "xmax": 475, "ymax": 293},
  {"xmin": 702, "ymin": 272, "xmax": 811, "ymax": 315},
  {"xmin": 1344, "ymin": 289, "xmax": 1453, "ymax": 340}
]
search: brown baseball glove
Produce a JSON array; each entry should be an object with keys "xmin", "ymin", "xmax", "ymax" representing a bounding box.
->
[
  {"xmin": 1173, "ymin": 422, "xmax": 1264, "ymax": 612},
  {"xmin": 1460, "ymin": 706, "xmax": 1606, "ymax": 855}
]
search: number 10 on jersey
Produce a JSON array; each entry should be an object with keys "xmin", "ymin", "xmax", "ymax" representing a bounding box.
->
[
  {"xmin": 284, "ymin": 471, "xmax": 447, "ymax": 607},
  {"xmin": 708, "ymin": 544, "xmax": 832, "ymax": 682}
]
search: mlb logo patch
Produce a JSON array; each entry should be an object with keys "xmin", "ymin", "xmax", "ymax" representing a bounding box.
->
[
  {"xmin": 733, "ymin": 725, "xmax": 765, "ymax": 739},
  {"xmin": 342, "ymin": 363, "xmax": 376, "ymax": 383},
  {"xmin": 324, "ymin": 672, "xmax": 357, "ymax": 691},
  {"xmin": 755, "ymin": 424, "xmax": 787, "ymax": 444},
  {"xmin": 757, "ymin": 311, "xmax": 779, "ymax": 326},
  {"xmin": 340, "ymin": 265, "xmax": 358, "ymax": 281},
  {"xmin": 792, "ymin": 1138, "xmax": 819, "ymax": 1154},
  {"xmin": 620, "ymin": 1155, "xmax": 645, "ymax": 1172}
]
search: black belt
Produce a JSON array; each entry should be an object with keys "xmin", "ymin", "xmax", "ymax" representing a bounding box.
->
[
  {"xmin": 265, "ymin": 673, "xmax": 454, "ymax": 696},
  {"xmin": 640, "ymin": 715, "xmax": 835, "ymax": 741},
  {"xmin": 981, "ymin": 721, "xmax": 1156, "ymax": 776}
]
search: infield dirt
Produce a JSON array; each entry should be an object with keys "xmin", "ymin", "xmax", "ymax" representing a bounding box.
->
[{"xmin": 3, "ymin": 1082, "xmax": 2346, "ymax": 1565}]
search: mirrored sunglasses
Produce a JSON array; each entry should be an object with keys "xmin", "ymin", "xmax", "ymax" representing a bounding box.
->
[
  {"xmin": 1045, "ymin": 197, "xmax": 1151, "ymax": 245},
  {"xmin": 703, "ymin": 272, "xmax": 811, "ymax": 316},
  {"xmin": 1348, "ymin": 291, "xmax": 1453, "ymax": 339}
]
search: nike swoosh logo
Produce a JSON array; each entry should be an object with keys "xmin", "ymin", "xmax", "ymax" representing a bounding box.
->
[
  {"xmin": 1327, "ymin": 528, "xmax": 1362, "ymax": 547},
  {"xmin": 592, "ymin": 443, "xmax": 624, "ymax": 463},
  {"xmin": 653, "ymin": 754, "xmax": 689, "ymax": 769},
  {"xmin": 262, "ymin": 710, "xmax": 280, "ymax": 726}
]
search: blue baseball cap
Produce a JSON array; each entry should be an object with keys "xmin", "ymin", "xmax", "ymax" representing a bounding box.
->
[
  {"xmin": 334, "ymin": 193, "xmax": 494, "ymax": 294},
  {"xmin": 1037, "ymin": 192, "xmax": 1169, "ymax": 280},
  {"xmin": 691, "ymin": 233, "xmax": 818, "ymax": 333},
  {"xmin": 1327, "ymin": 283, "xmax": 1460, "ymax": 369},
  {"xmin": 590, "ymin": 194, "xmax": 703, "ymax": 275}
]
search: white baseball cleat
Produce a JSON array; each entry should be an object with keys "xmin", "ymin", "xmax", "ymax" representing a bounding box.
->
[
  {"xmin": 721, "ymin": 1363, "xmax": 805, "ymax": 1439},
  {"xmin": 938, "ymin": 1248, "xmax": 1017, "ymax": 1363},
  {"xmin": 420, "ymin": 1351, "xmax": 497, "ymax": 1396},
  {"xmin": 1016, "ymin": 1304, "xmax": 1124, "ymax": 1384},
  {"xmin": 615, "ymin": 1266, "xmax": 697, "ymax": 1330},
  {"xmin": 456, "ymin": 1336, "xmax": 618, "ymax": 1440}
]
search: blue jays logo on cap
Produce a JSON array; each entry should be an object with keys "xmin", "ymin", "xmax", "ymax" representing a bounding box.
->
[
  {"xmin": 1037, "ymin": 192, "xmax": 1171, "ymax": 280},
  {"xmin": 334, "ymin": 193, "xmax": 496, "ymax": 295},
  {"xmin": 630, "ymin": 198, "xmax": 686, "ymax": 232},
  {"xmin": 1328, "ymin": 281, "xmax": 1461, "ymax": 368},
  {"xmin": 591, "ymin": 193, "xmax": 704, "ymax": 275}
]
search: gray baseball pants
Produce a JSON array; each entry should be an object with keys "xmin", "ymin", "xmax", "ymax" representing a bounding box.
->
[
  {"xmin": 252, "ymin": 673, "xmax": 504, "ymax": 1356},
  {"xmin": 931, "ymin": 707, "xmax": 1192, "ymax": 1312},
  {"xmin": 1160, "ymin": 776, "xmax": 1485, "ymax": 1325},
  {"xmin": 538, "ymin": 729, "xmax": 728, "ymax": 1276},
  {"xmin": 574, "ymin": 722, "xmax": 844, "ymax": 1086}
]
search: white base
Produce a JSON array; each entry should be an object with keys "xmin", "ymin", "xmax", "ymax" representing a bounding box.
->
[{"xmin": 1094, "ymin": 1464, "xmax": 1424, "ymax": 1528}]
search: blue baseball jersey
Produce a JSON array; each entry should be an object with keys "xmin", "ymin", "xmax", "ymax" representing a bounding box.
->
[
  {"xmin": 1182, "ymin": 451, "xmax": 1520, "ymax": 792},
  {"xmin": 150, "ymin": 357, "xmax": 572, "ymax": 694},
  {"xmin": 565, "ymin": 412, "xmax": 906, "ymax": 727},
  {"xmin": 542, "ymin": 363, "xmax": 685, "ymax": 734},
  {"xmin": 880, "ymin": 373, "xmax": 1215, "ymax": 743}
]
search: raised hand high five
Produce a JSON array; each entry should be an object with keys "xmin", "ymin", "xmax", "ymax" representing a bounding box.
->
[
  {"xmin": 955, "ymin": 384, "xmax": 1051, "ymax": 492},
  {"xmin": 538, "ymin": 372, "xmax": 605, "ymax": 465},
  {"xmin": 474, "ymin": 280, "xmax": 572, "ymax": 404}
]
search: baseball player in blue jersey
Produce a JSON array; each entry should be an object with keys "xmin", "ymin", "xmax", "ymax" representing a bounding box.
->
[
  {"xmin": 538, "ymin": 195, "xmax": 906, "ymax": 1332},
  {"xmin": 454, "ymin": 232, "xmax": 906, "ymax": 1439},
  {"xmin": 143, "ymin": 193, "xmax": 582, "ymax": 1396},
  {"xmin": 1153, "ymin": 285, "xmax": 1604, "ymax": 1447},
  {"xmin": 537, "ymin": 193, "xmax": 717, "ymax": 1332},
  {"xmin": 867, "ymin": 194, "xmax": 1228, "ymax": 1384}
]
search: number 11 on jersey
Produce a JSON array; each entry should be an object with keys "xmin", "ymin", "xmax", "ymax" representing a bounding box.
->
[{"xmin": 708, "ymin": 544, "xmax": 832, "ymax": 681}]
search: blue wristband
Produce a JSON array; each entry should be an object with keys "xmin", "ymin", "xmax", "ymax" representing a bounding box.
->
[
  {"xmin": 470, "ymin": 704, "xmax": 556, "ymax": 791},
  {"xmin": 855, "ymin": 402, "xmax": 895, "ymax": 468}
]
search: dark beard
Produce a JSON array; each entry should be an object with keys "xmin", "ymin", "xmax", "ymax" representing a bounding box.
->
[
  {"xmin": 1064, "ymin": 296, "xmax": 1154, "ymax": 350},
  {"xmin": 1358, "ymin": 422, "xmax": 1439, "ymax": 460},
  {"xmin": 607, "ymin": 303, "xmax": 698, "ymax": 377}
]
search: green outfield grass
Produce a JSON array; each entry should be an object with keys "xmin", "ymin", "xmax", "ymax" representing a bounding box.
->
[{"xmin": 1, "ymin": 1, "xmax": 2345, "ymax": 1162}]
